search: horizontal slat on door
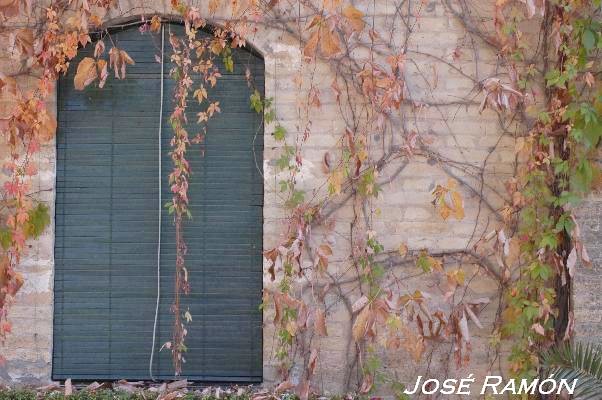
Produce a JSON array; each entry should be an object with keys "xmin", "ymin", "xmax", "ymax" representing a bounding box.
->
[{"xmin": 53, "ymin": 24, "xmax": 264, "ymax": 382}]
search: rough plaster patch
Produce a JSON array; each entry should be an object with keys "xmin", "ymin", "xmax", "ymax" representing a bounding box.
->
[
  {"xmin": 265, "ymin": 42, "xmax": 301, "ymax": 69},
  {"xmin": 17, "ymin": 270, "xmax": 52, "ymax": 294}
]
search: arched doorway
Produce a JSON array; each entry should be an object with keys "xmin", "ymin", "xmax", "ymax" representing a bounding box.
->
[{"xmin": 53, "ymin": 23, "xmax": 264, "ymax": 382}]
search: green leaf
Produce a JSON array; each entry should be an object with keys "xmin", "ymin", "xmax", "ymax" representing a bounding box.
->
[
  {"xmin": 572, "ymin": 158, "xmax": 594, "ymax": 192},
  {"xmin": 541, "ymin": 341, "xmax": 602, "ymax": 399},
  {"xmin": 416, "ymin": 253, "xmax": 431, "ymax": 273},
  {"xmin": 273, "ymin": 125, "xmax": 286, "ymax": 141},
  {"xmin": 285, "ymin": 190, "xmax": 305, "ymax": 208},
  {"xmin": 530, "ymin": 263, "xmax": 552, "ymax": 280},
  {"xmin": 249, "ymin": 90, "xmax": 263, "ymax": 113},
  {"xmin": 0, "ymin": 228, "xmax": 12, "ymax": 250},
  {"xmin": 582, "ymin": 29, "xmax": 596, "ymax": 51},
  {"xmin": 539, "ymin": 232, "xmax": 558, "ymax": 250},
  {"xmin": 25, "ymin": 203, "xmax": 50, "ymax": 239},
  {"xmin": 555, "ymin": 213, "xmax": 575, "ymax": 234},
  {"xmin": 275, "ymin": 153, "xmax": 291, "ymax": 170},
  {"xmin": 583, "ymin": 121, "xmax": 602, "ymax": 148}
]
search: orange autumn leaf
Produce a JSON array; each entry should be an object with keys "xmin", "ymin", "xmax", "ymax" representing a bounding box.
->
[
  {"xmin": 321, "ymin": 29, "xmax": 341, "ymax": 57},
  {"xmin": 209, "ymin": 0, "xmax": 221, "ymax": 13},
  {"xmin": 303, "ymin": 17, "xmax": 342, "ymax": 59},
  {"xmin": 150, "ymin": 15, "xmax": 161, "ymax": 32},
  {"xmin": 0, "ymin": 72, "xmax": 17, "ymax": 96},
  {"xmin": 323, "ymin": 0, "xmax": 342, "ymax": 11},
  {"xmin": 37, "ymin": 111, "xmax": 57, "ymax": 141},
  {"xmin": 342, "ymin": 5, "xmax": 365, "ymax": 32},
  {"xmin": 303, "ymin": 30, "xmax": 320, "ymax": 58}
]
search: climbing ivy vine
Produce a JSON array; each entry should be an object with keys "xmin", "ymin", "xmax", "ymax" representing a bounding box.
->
[{"xmin": 0, "ymin": 0, "xmax": 600, "ymax": 398}]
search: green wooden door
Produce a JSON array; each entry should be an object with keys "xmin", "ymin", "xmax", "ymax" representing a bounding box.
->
[{"xmin": 53, "ymin": 24, "xmax": 264, "ymax": 381}]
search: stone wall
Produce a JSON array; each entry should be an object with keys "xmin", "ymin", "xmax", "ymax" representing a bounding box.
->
[
  {"xmin": 0, "ymin": 0, "xmax": 598, "ymax": 397},
  {"xmin": 575, "ymin": 194, "xmax": 602, "ymax": 344}
]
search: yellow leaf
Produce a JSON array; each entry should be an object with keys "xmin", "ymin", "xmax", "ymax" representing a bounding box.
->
[
  {"xmin": 328, "ymin": 169, "xmax": 343, "ymax": 195},
  {"xmin": 451, "ymin": 191, "xmax": 464, "ymax": 220},
  {"xmin": 398, "ymin": 243, "xmax": 408, "ymax": 257},
  {"xmin": 428, "ymin": 256, "xmax": 443, "ymax": 272},
  {"xmin": 439, "ymin": 204, "xmax": 451, "ymax": 220},
  {"xmin": 74, "ymin": 57, "xmax": 97, "ymax": 90},
  {"xmin": 286, "ymin": 320, "xmax": 298, "ymax": 336},
  {"xmin": 432, "ymin": 180, "xmax": 464, "ymax": 221},
  {"xmin": 447, "ymin": 269, "xmax": 465, "ymax": 286}
]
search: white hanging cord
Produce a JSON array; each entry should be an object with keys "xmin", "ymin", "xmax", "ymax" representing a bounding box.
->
[{"xmin": 149, "ymin": 24, "xmax": 165, "ymax": 381}]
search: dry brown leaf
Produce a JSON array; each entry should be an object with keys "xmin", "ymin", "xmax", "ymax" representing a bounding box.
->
[
  {"xmin": 97, "ymin": 59, "xmax": 108, "ymax": 89},
  {"xmin": 359, "ymin": 373, "xmax": 373, "ymax": 393},
  {"xmin": 13, "ymin": 29, "xmax": 34, "ymax": 59},
  {"xmin": 275, "ymin": 380, "xmax": 294, "ymax": 393},
  {"xmin": 479, "ymin": 78, "xmax": 523, "ymax": 113},
  {"xmin": 584, "ymin": 72, "xmax": 595, "ymax": 88},
  {"xmin": 74, "ymin": 57, "xmax": 98, "ymax": 90},
  {"xmin": 94, "ymin": 41, "xmax": 105, "ymax": 58},
  {"xmin": 352, "ymin": 306, "xmax": 370, "ymax": 341},
  {"xmin": 351, "ymin": 295, "xmax": 369, "ymax": 313},
  {"xmin": 109, "ymin": 48, "xmax": 135, "ymax": 79},
  {"xmin": 403, "ymin": 329, "xmax": 425, "ymax": 361},
  {"xmin": 532, "ymin": 322, "xmax": 545, "ymax": 336},
  {"xmin": 296, "ymin": 378, "xmax": 310, "ymax": 400},
  {"xmin": 64, "ymin": 379, "xmax": 73, "ymax": 396},
  {"xmin": 296, "ymin": 302, "xmax": 309, "ymax": 330},
  {"xmin": 458, "ymin": 311, "xmax": 470, "ymax": 343},
  {"xmin": 167, "ymin": 380, "xmax": 188, "ymax": 391},
  {"xmin": 314, "ymin": 308, "xmax": 328, "ymax": 336},
  {"xmin": 464, "ymin": 304, "xmax": 483, "ymax": 329},
  {"xmin": 519, "ymin": 0, "xmax": 544, "ymax": 18},
  {"xmin": 0, "ymin": 0, "xmax": 20, "ymax": 17},
  {"xmin": 308, "ymin": 348, "xmax": 318, "ymax": 375}
]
